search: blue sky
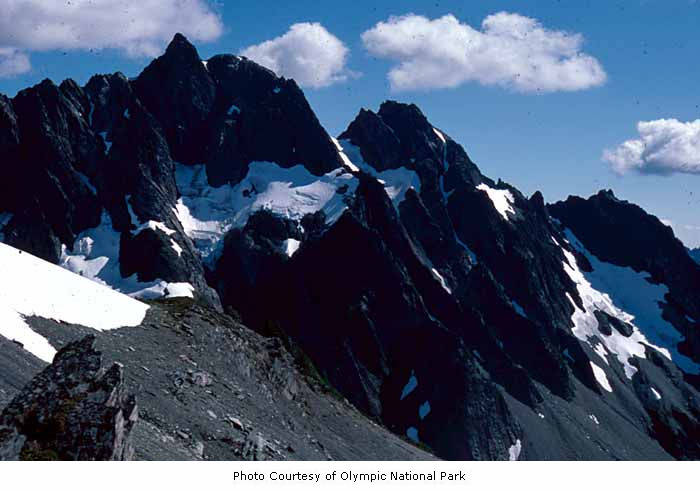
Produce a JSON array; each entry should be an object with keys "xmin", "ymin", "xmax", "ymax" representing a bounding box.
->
[{"xmin": 1, "ymin": 0, "xmax": 699, "ymax": 246}]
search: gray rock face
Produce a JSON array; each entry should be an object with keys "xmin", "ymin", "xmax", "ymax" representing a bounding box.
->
[{"xmin": 0, "ymin": 335, "xmax": 137, "ymax": 461}]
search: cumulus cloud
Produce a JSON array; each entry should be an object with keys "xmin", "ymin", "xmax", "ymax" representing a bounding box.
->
[
  {"xmin": 0, "ymin": 48, "xmax": 30, "ymax": 78},
  {"xmin": 0, "ymin": 0, "xmax": 223, "ymax": 77},
  {"xmin": 241, "ymin": 22, "xmax": 351, "ymax": 88},
  {"xmin": 361, "ymin": 12, "xmax": 606, "ymax": 93},
  {"xmin": 603, "ymin": 119, "xmax": 700, "ymax": 175}
]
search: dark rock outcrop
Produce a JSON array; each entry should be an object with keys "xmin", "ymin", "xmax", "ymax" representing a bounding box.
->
[
  {"xmin": 202, "ymin": 53, "xmax": 343, "ymax": 185},
  {"xmin": 0, "ymin": 336, "xmax": 137, "ymax": 461},
  {"xmin": 133, "ymin": 33, "xmax": 217, "ymax": 165},
  {"xmin": 0, "ymin": 79, "xmax": 102, "ymax": 261}
]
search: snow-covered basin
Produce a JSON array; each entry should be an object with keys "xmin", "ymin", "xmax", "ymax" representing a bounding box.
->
[
  {"xmin": 174, "ymin": 161, "xmax": 358, "ymax": 260},
  {"xmin": 0, "ymin": 242, "xmax": 149, "ymax": 362},
  {"xmin": 60, "ymin": 209, "xmax": 195, "ymax": 300},
  {"xmin": 334, "ymin": 139, "xmax": 421, "ymax": 207}
]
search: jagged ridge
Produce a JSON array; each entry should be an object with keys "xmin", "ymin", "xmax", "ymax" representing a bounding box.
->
[{"xmin": 1, "ymin": 34, "xmax": 699, "ymax": 460}]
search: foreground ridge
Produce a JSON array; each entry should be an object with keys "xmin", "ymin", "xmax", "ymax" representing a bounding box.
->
[{"xmin": 0, "ymin": 335, "xmax": 137, "ymax": 461}]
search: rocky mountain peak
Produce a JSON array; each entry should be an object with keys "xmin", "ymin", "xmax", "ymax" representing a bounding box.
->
[
  {"xmin": 164, "ymin": 33, "xmax": 200, "ymax": 61},
  {"xmin": 133, "ymin": 33, "xmax": 216, "ymax": 165},
  {"xmin": 377, "ymin": 100, "xmax": 432, "ymax": 132},
  {"xmin": 595, "ymin": 188, "xmax": 620, "ymax": 201}
]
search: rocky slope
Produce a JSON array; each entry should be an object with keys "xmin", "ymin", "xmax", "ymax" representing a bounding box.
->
[
  {"xmin": 1, "ymin": 34, "xmax": 699, "ymax": 460},
  {"xmin": 0, "ymin": 295, "xmax": 432, "ymax": 461}
]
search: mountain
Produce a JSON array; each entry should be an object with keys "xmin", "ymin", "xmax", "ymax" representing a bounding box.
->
[
  {"xmin": 690, "ymin": 248, "xmax": 700, "ymax": 265},
  {"xmin": 1, "ymin": 34, "xmax": 699, "ymax": 460}
]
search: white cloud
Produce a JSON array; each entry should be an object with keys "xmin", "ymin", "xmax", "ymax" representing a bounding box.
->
[
  {"xmin": 0, "ymin": 0, "xmax": 223, "ymax": 77},
  {"xmin": 361, "ymin": 12, "xmax": 606, "ymax": 93},
  {"xmin": 241, "ymin": 22, "xmax": 351, "ymax": 88},
  {"xmin": 0, "ymin": 48, "xmax": 30, "ymax": 77},
  {"xmin": 603, "ymin": 119, "xmax": 700, "ymax": 175}
]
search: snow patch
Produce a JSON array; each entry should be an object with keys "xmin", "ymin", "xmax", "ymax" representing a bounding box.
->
[
  {"xmin": 127, "ymin": 199, "xmax": 176, "ymax": 237},
  {"xmin": 60, "ymin": 210, "xmax": 193, "ymax": 299},
  {"xmin": 511, "ymin": 300, "xmax": 527, "ymax": 319},
  {"xmin": 133, "ymin": 219, "xmax": 176, "ymax": 237},
  {"xmin": 273, "ymin": 87, "xmax": 281, "ymax": 94},
  {"xmin": 651, "ymin": 387, "xmax": 662, "ymax": 400},
  {"xmin": 455, "ymin": 235, "xmax": 478, "ymax": 264},
  {"xmin": 0, "ymin": 242, "xmax": 148, "ymax": 362},
  {"xmin": 283, "ymin": 238, "xmax": 301, "ymax": 257},
  {"xmin": 562, "ymin": 229, "xmax": 699, "ymax": 376},
  {"xmin": 431, "ymin": 268, "xmax": 452, "ymax": 294},
  {"xmin": 163, "ymin": 282, "xmax": 194, "ymax": 298},
  {"xmin": 331, "ymin": 137, "xmax": 360, "ymax": 172},
  {"xmin": 99, "ymin": 131, "xmax": 112, "ymax": 153},
  {"xmin": 593, "ymin": 343, "xmax": 609, "ymax": 364},
  {"xmin": 377, "ymin": 168, "xmax": 422, "ymax": 205},
  {"xmin": 589, "ymin": 414, "xmax": 600, "ymax": 425},
  {"xmin": 589, "ymin": 361, "xmax": 613, "ymax": 392},
  {"xmin": 338, "ymin": 139, "xmax": 420, "ymax": 207},
  {"xmin": 123, "ymin": 108, "xmax": 130, "ymax": 119},
  {"xmin": 406, "ymin": 427, "xmax": 419, "ymax": 443},
  {"xmin": 400, "ymin": 372, "xmax": 418, "ymax": 400},
  {"xmin": 227, "ymin": 104, "xmax": 240, "ymax": 116},
  {"xmin": 0, "ymin": 212, "xmax": 12, "ymax": 241},
  {"xmin": 418, "ymin": 401, "xmax": 431, "ymax": 420},
  {"xmin": 170, "ymin": 240, "xmax": 183, "ymax": 257},
  {"xmin": 476, "ymin": 183, "xmax": 515, "ymax": 220},
  {"xmin": 76, "ymin": 171, "xmax": 97, "ymax": 195},
  {"xmin": 508, "ymin": 439, "xmax": 522, "ymax": 461},
  {"xmin": 174, "ymin": 162, "xmax": 356, "ymax": 261},
  {"xmin": 432, "ymin": 127, "xmax": 446, "ymax": 144}
]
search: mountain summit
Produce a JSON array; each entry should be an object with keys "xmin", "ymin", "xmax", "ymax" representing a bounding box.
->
[{"xmin": 1, "ymin": 34, "xmax": 699, "ymax": 461}]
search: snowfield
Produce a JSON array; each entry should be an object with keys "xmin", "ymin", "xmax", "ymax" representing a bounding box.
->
[
  {"xmin": 175, "ymin": 162, "xmax": 357, "ymax": 261},
  {"xmin": 0, "ymin": 242, "xmax": 149, "ymax": 362},
  {"xmin": 336, "ymin": 139, "xmax": 421, "ymax": 207},
  {"xmin": 561, "ymin": 229, "xmax": 700, "ymax": 378},
  {"xmin": 60, "ymin": 210, "xmax": 195, "ymax": 300}
]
